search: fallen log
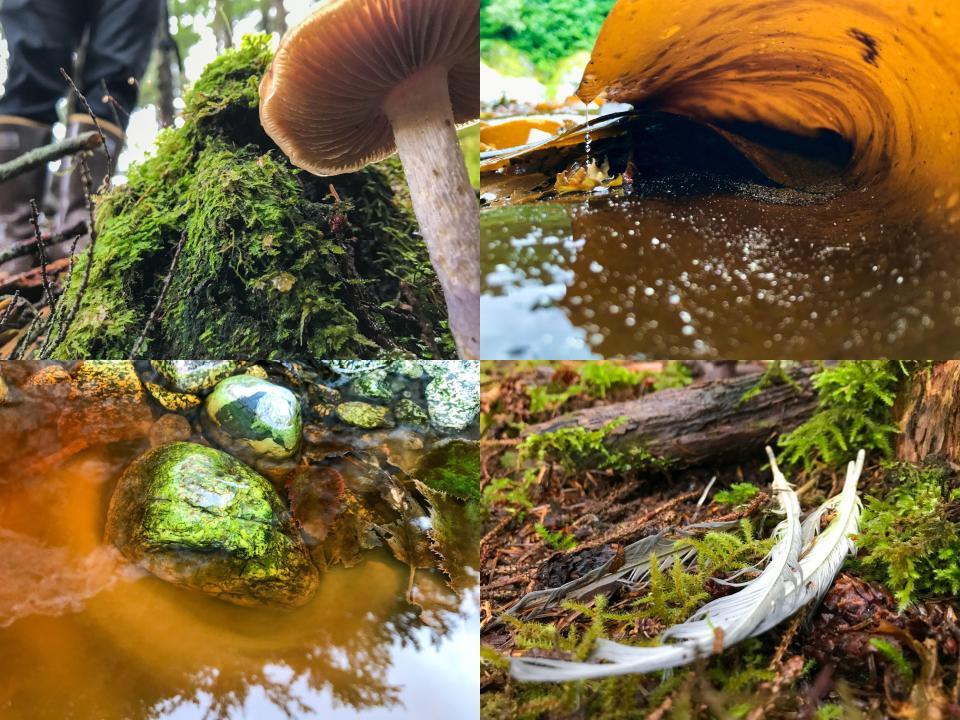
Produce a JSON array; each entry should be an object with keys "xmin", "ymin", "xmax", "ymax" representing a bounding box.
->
[{"xmin": 521, "ymin": 366, "xmax": 818, "ymax": 468}]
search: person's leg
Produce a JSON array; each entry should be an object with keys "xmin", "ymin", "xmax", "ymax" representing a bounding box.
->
[
  {"xmin": 0, "ymin": 0, "xmax": 84, "ymax": 125},
  {"xmin": 0, "ymin": 0, "xmax": 85, "ymax": 280},
  {"xmin": 51, "ymin": 0, "xmax": 162, "ymax": 248},
  {"xmin": 81, "ymin": 0, "xmax": 163, "ymax": 127}
]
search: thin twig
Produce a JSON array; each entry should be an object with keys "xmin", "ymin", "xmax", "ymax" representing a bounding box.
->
[
  {"xmin": 28, "ymin": 200, "xmax": 54, "ymax": 311},
  {"xmin": 0, "ymin": 131, "xmax": 100, "ymax": 184},
  {"xmin": 47, "ymin": 157, "xmax": 98, "ymax": 355},
  {"xmin": 0, "ymin": 290, "xmax": 21, "ymax": 329},
  {"xmin": 59, "ymin": 68, "xmax": 112, "ymax": 191},
  {"xmin": 0, "ymin": 224, "xmax": 88, "ymax": 266},
  {"xmin": 99, "ymin": 79, "xmax": 128, "ymax": 126},
  {"xmin": 130, "ymin": 229, "xmax": 186, "ymax": 358},
  {"xmin": 37, "ymin": 233, "xmax": 80, "ymax": 359}
]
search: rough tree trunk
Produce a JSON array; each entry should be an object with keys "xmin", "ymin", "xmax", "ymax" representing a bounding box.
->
[
  {"xmin": 521, "ymin": 366, "xmax": 818, "ymax": 468},
  {"xmin": 213, "ymin": 0, "xmax": 233, "ymax": 51},
  {"xmin": 896, "ymin": 361, "xmax": 960, "ymax": 464},
  {"xmin": 156, "ymin": 32, "xmax": 176, "ymax": 128},
  {"xmin": 272, "ymin": 0, "xmax": 287, "ymax": 35}
]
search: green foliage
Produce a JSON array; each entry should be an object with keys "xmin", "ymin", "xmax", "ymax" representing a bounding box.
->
[
  {"xmin": 714, "ymin": 483, "xmax": 760, "ymax": 507},
  {"xmin": 778, "ymin": 361, "xmax": 911, "ymax": 470},
  {"xmin": 740, "ymin": 361, "xmax": 801, "ymax": 404},
  {"xmin": 483, "ymin": 467, "xmax": 540, "ymax": 515},
  {"xmin": 639, "ymin": 520, "xmax": 773, "ymax": 624},
  {"xmin": 534, "ymin": 523, "xmax": 578, "ymax": 551},
  {"xmin": 48, "ymin": 36, "xmax": 452, "ymax": 359},
  {"xmin": 524, "ymin": 361, "xmax": 692, "ymax": 417},
  {"xmin": 814, "ymin": 705, "xmax": 845, "ymax": 720},
  {"xmin": 856, "ymin": 462, "xmax": 960, "ymax": 608},
  {"xmin": 459, "ymin": 126, "xmax": 480, "ymax": 190},
  {"xmin": 520, "ymin": 418, "xmax": 665, "ymax": 473},
  {"xmin": 869, "ymin": 638, "xmax": 914, "ymax": 686},
  {"xmin": 480, "ymin": 0, "xmax": 616, "ymax": 77}
]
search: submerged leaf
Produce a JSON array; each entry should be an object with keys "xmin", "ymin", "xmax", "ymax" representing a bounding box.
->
[{"xmin": 416, "ymin": 481, "xmax": 480, "ymax": 596}]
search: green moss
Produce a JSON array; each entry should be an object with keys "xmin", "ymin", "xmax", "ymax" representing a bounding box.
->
[
  {"xmin": 525, "ymin": 360, "xmax": 692, "ymax": 416},
  {"xmin": 856, "ymin": 462, "xmax": 960, "ymax": 608},
  {"xmin": 714, "ymin": 483, "xmax": 760, "ymax": 506},
  {"xmin": 869, "ymin": 638, "xmax": 914, "ymax": 685},
  {"xmin": 777, "ymin": 361, "xmax": 915, "ymax": 471},
  {"xmin": 533, "ymin": 522, "xmax": 577, "ymax": 551},
  {"xmin": 47, "ymin": 35, "xmax": 453, "ymax": 359},
  {"xmin": 414, "ymin": 439, "xmax": 481, "ymax": 502},
  {"xmin": 520, "ymin": 417, "xmax": 666, "ymax": 473}
]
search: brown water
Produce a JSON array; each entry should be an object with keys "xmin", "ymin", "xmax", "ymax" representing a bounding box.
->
[
  {"xmin": 0, "ymin": 365, "xmax": 479, "ymax": 720},
  {"xmin": 480, "ymin": 0, "xmax": 960, "ymax": 358}
]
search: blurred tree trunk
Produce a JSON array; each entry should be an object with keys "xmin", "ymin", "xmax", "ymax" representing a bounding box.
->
[
  {"xmin": 213, "ymin": 0, "xmax": 234, "ymax": 51},
  {"xmin": 896, "ymin": 362, "xmax": 960, "ymax": 465},
  {"xmin": 272, "ymin": 0, "xmax": 286, "ymax": 35},
  {"xmin": 156, "ymin": 3, "xmax": 177, "ymax": 128}
]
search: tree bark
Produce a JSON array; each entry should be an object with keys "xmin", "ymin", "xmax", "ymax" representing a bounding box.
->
[
  {"xmin": 155, "ymin": 2, "xmax": 177, "ymax": 128},
  {"xmin": 896, "ymin": 361, "xmax": 960, "ymax": 465},
  {"xmin": 521, "ymin": 366, "xmax": 818, "ymax": 468}
]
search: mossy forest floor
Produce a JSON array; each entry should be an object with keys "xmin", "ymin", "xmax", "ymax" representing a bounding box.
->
[
  {"xmin": 6, "ymin": 35, "xmax": 462, "ymax": 360},
  {"xmin": 480, "ymin": 360, "xmax": 960, "ymax": 720}
]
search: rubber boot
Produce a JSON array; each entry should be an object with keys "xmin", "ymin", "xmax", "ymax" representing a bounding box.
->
[
  {"xmin": 0, "ymin": 117, "xmax": 52, "ymax": 280},
  {"xmin": 49, "ymin": 114, "xmax": 124, "ymax": 259}
]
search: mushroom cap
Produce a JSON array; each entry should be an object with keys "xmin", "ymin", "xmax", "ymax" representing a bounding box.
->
[{"xmin": 259, "ymin": 0, "xmax": 479, "ymax": 176}]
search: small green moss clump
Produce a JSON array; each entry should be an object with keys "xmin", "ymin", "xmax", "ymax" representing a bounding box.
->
[
  {"xmin": 778, "ymin": 361, "xmax": 915, "ymax": 471},
  {"xmin": 520, "ymin": 418, "xmax": 666, "ymax": 473},
  {"xmin": 856, "ymin": 462, "xmax": 960, "ymax": 608},
  {"xmin": 48, "ymin": 35, "xmax": 453, "ymax": 359}
]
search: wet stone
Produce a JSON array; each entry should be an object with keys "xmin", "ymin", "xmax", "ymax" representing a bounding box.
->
[
  {"xmin": 350, "ymin": 368, "xmax": 395, "ymax": 401},
  {"xmin": 425, "ymin": 361, "xmax": 480, "ymax": 432},
  {"xmin": 203, "ymin": 375, "xmax": 302, "ymax": 461},
  {"xmin": 393, "ymin": 397, "xmax": 430, "ymax": 426},
  {"xmin": 149, "ymin": 413, "xmax": 194, "ymax": 447},
  {"xmin": 389, "ymin": 360, "xmax": 425, "ymax": 379},
  {"xmin": 325, "ymin": 360, "xmax": 388, "ymax": 376},
  {"xmin": 151, "ymin": 360, "xmax": 242, "ymax": 394},
  {"xmin": 145, "ymin": 382, "xmax": 202, "ymax": 412},
  {"xmin": 105, "ymin": 442, "xmax": 319, "ymax": 608},
  {"xmin": 336, "ymin": 401, "xmax": 393, "ymax": 429}
]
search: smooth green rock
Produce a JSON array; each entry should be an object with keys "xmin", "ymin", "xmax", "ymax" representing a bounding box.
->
[
  {"xmin": 204, "ymin": 375, "xmax": 301, "ymax": 461},
  {"xmin": 394, "ymin": 397, "xmax": 430, "ymax": 426},
  {"xmin": 105, "ymin": 442, "xmax": 318, "ymax": 607},
  {"xmin": 336, "ymin": 401, "xmax": 393, "ymax": 429},
  {"xmin": 350, "ymin": 369, "xmax": 395, "ymax": 401},
  {"xmin": 389, "ymin": 360, "xmax": 425, "ymax": 379},
  {"xmin": 152, "ymin": 360, "xmax": 242, "ymax": 394},
  {"xmin": 425, "ymin": 361, "xmax": 480, "ymax": 432},
  {"xmin": 414, "ymin": 439, "xmax": 481, "ymax": 501}
]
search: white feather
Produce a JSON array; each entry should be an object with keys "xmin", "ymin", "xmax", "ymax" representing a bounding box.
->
[
  {"xmin": 509, "ymin": 449, "xmax": 865, "ymax": 683},
  {"xmin": 511, "ymin": 447, "xmax": 803, "ymax": 682}
]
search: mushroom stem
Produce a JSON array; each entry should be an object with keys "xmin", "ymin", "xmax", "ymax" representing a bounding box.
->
[{"xmin": 385, "ymin": 66, "xmax": 479, "ymax": 360}]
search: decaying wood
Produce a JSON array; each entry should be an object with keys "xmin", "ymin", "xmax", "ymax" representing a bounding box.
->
[
  {"xmin": 521, "ymin": 366, "xmax": 818, "ymax": 468},
  {"xmin": 896, "ymin": 361, "xmax": 960, "ymax": 465},
  {"xmin": 0, "ymin": 131, "xmax": 101, "ymax": 184}
]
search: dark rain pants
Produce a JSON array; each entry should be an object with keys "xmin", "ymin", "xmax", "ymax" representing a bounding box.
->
[{"xmin": 0, "ymin": 0, "xmax": 162, "ymax": 129}]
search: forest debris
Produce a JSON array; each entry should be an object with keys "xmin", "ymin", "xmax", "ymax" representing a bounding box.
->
[
  {"xmin": 554, "ymin": 159, "xmax": 621, "ymax": 194},
  {"xmin": 0, "ymin": 131, "xmax": 100, "ymax": 184}
]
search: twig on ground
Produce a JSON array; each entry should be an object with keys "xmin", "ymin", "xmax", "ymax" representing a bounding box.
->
[
  {"xmin": 0, "ymin": 290, "xmax": 21, "ymax": 329},
  {"xmin": 28, "ymin": 200, "xmax": 54, "ymax": 311},
  {"xmin": 0, "ymin": 132, "xmax": 100, "ymax": 184},
  {"xmin": 0, "ymin": 224, "xmax": 88, "ymax": 266},
  {"xmin": 60, "ymin": 68, "xmax": 112, "ymax": 191},
  {"xmin": 37, "ymin": 233, "xmax": 80, "ymax": 359},
  {"xmin": 130, "ymin": 230, "xmax": 186, "ymax": 358}
]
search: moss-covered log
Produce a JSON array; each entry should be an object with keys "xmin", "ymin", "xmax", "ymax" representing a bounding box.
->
[
  {"xmin": 521, "ymin": 366, "xmax": 817, "ymax": 469},
  {"xmin": 43, "ymin": 36, "xmax": 454, "ymax": 359}
]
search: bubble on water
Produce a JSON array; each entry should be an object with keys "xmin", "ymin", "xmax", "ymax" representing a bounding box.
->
[
  {"xmin": 669, "ymin": 294, "xmax": 680, "ymax": 304},
  {"xmin": 644, "ymin": 287, "xmax": 655, "ymax": 297}
]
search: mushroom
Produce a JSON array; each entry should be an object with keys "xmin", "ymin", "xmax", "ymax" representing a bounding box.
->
[{"xmin": 259, "ymin": 0, "xmax": 480, "ymax": 359}]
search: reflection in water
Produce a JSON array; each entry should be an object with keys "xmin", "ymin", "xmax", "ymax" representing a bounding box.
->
[
  {"xmin": 0, "ymin": 364, "xmax": 478, "ymax": 720},
  {"xmin": 480, "ymin": 0, "xmax": 960, "ymax": 358},
  {"xmin": 482, "ymin": 190, "xmax": 959, "ymax": 358}
]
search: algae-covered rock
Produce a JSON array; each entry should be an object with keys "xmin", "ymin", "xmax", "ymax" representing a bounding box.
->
[
  {"xmin": 414, "ymin": 439, "xmax": 481, "ymax": 501},
  {"xmin": 105, "ymin": 442, "xmax": 318, "ymax": 608},
  {"xmin": 145, "ymin": 382, "xmax": 202, "ymax": 412},
  {"xmin": 326, "ymin": 360, "xmax": 389, "ymax": 376},
  {"xmin": 152, "ymin": 360, "xmax": 242, "ymax": 394},
  {"xmin": 350, "ymin": 368, "xmax": 395, "ymax": 401},
  {"xmin": 425, "ymin": 361, "xmax": 481, "ymax": 432},
  {"xmin": 46, "ymin": 35, "xmax": 454, "ymax": 360},
  {"xmin": 394, "ymin": 397, "xmax": 430, "ymax": 426},
  {"xmin": 203, "ymin": 375, "xmax": 302, "ymax": 461},
  {"xmin": 336, "ymin": 401, "xmax": 393, "ymax": 429}
]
